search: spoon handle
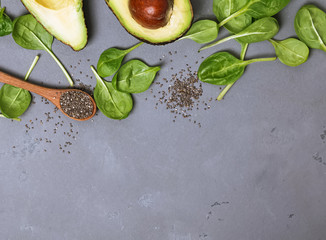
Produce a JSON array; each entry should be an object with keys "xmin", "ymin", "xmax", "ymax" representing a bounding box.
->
[{"xmin": 0, "ymin": 71, "xmax": 58, "ymax": 100}]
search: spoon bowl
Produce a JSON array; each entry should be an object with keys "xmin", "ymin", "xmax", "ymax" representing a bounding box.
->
[
  {"xmin": 0, "ymin": 71, "xmax": 96, "ymax": 121},
  {"xmin": 48, "ymin": 88, "xmax": 96, "ymax": 121}
]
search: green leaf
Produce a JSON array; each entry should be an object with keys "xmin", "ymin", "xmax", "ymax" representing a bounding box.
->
[
  {"xmin": 112, "ymin": 60, "xmax": 160, "ymax": 94},
  {"xmin": 234, "ymin": 17, "xmax": 279, "ymax": 43},
  {"xmin": 218, "ymin": 0, "xmax": 290, "ymax": 28},
  {"xmin": 97, "ymin": 42, "xmax": 143, "ymax": 78},
  {"xmin": 201, "ymin": 17, "xmax": 279, "ymax": 51},
  {"xmin": 269, "ymin": 38, "xmax": 309, "ymax": 67},
  {"xmin": 12, "ymin": 14, "xmax": 74, "ymax": 86},
  {"xmin": 0, "ymin": 55, "xmax": 39, "ymax": 119},
  {"xmin": 0, "ymin": 7, "xmax": 13, "ymax": 36},
  {"xmin": 0, "ymin": 84, "xmax": 31, "ymax": 118},
  {"xmin": 211, "ymin": 0, "xmax": 290, "ymax": 100},
  {"xmin": 179, "ymin": 20, "xmax": 219, "ymax": 44},
  {"xmin": 12, "ymin": 14, "xmax": 53, "ymax": 50},
  {"xmin": 198, "ymin": 52, "xmax": 276, "ymax": 85},
  {"xmin": 294, "ymin": 5, "xmax": 326, "ymax": 52},
  {"xmin": 217, "ymin": 43, "xmax": 249, "ymax": 101},
  {"xmin": 244, "ymin": 0, "xmax": 291, "ymax": 19},
  {"xmin": 213, "ymin": 0, "xmax": 252, "ymax": 34},
  {"xmin": 91, "ymin": 66, "xmax": 133, "ymax": 120}
]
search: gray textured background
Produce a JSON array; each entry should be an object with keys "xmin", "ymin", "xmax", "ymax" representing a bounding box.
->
[{"xmin": 1, "ymin": 0, "xmax": 326, "ymax": 239}]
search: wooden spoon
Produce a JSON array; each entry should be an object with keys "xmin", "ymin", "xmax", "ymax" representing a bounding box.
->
[{"xmin": 0, "ymin": 71, "xmax": 96, "ymax": 121}]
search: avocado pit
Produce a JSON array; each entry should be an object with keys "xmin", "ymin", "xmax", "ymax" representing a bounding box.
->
[{"xmin": 129, "ymin": 0, "xmax": 173, "ymax": 29}]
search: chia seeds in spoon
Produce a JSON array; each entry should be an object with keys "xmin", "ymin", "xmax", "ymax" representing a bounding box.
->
[{"xmin": 60, "ymin": 91, "xmax": 94, "ymax": 119}]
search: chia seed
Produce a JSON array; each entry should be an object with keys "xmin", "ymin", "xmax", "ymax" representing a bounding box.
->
[
  {"xmin": 60, "ymin": 91, "xmax": 94, "ymax": 119},
  {"xmin": 165, "ymin": 72, "xmax": 203, "ymax": 116}
]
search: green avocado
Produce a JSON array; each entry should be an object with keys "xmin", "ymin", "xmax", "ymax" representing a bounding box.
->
[
  {"xmin": 20, "ymin": 0, "xmax": 88, "ymax": 51},
  {"xmin": 105, "ymin": 0, "xmax": 193, "ymax": 44}
]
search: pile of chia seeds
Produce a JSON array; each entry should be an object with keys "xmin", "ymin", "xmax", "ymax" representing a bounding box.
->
[
  {"xmin": 150, "ymin": 60, "xmax": 213, "ymax": 127},
  {"xmin": 166, "ymin": 70, "xmax": 203, "ymax": 117},
  {"xmin": 60, "ymin": 91, "xmax": 94, "ymax": 119}
]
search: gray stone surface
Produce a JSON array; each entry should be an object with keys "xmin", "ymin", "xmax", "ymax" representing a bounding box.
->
[{"xmin": 1, "ymin": 0, "xmax": 326, "ymax": 239}]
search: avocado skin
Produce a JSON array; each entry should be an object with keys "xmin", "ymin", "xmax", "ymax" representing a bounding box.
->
[
  {"xmin": 105, "ymin": 0, "xmax": 193, "ymax": 45},
  {"xmin": 20, "ymin": 0, "xmax": 88, "ymax": 51}
]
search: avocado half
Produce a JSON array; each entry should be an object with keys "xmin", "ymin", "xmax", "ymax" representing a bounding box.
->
[
  {"xmin": 20, "ymin": 0, "xmax": 88, "ymax": 51},
  {"xmin": 105, "ymin": 0, "xmax": 193, "ymax": 44}
]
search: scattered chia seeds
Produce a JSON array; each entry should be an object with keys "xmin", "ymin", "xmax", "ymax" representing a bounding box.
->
[
  {"xmin": 20, "ymin": 102, "xmax": 84, "ymax": 154},
  {"xmin": 60, "ymin": 91, "xmax": 94, "ymax": 119},
  {"xmin": 11, "ymin": 59, "xmax": 98, "ymax": 155}
]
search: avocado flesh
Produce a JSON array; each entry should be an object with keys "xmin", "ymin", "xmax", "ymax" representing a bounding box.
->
[
  {"xmin": 105, "ymin": 0, "xmax": 193, "ymax": 44},
  {"xmin": 21, "ymin": 0, "xmax": 87, "ymax": 51}
]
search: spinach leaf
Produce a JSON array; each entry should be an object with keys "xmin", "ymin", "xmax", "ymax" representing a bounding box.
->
[
  {"xmin": 179, "ymin": 20, "xmax": 219, "ymax": 44},
  {"xmin": 214, "ymin": 0, "xmax": 251, "ymax": 101},
  {"xmin": 0, "ymin": 84, "xmax": 31, "ymax": 119},
  {"xmin": 198, "ymin": 52, "xmax": 276, "ymax": 85},
  {"xmin": 112, "ymin": 60, "xmax": 160, "ymax": 94},
  {"xmin": 201, "ymin": 17, "xmax": 279, "ymax": 51},
  {"xmin": 243, "ymin": 0, "xmax": 291, "ymax": 19},
  {"xmin": 97, "ymin": 42, "xmax": 143, "ymax": 78},
  {"xmin": 294, "ymin": 5, "xmax": 326, "ymax": 52},
  {"xmin": 12, "ymin": 14, "xmax": 74, "ymax": 86},
  {"xmin": 214, "ymin": 0, "xmax": 252, "ymax": 56},
  {"xmin": 213, "ymin": 0, "xmax": 252, "ymax": 34},
  {"xmin": 213, "ymin": 0, "xmax": 252, "ymax": 101},
  {"xmin": 269, "ymin": 38, "xmax": 309, "ymax": 67},
  {"xmin": 91, "ymin": 66, "xmax": 133, "ymax": 120},
  {"xmin": 0, "ymin": 55, "xmax": 39, "ymax": 119},
  {"xmin": 217, "ymin": 43, "xmax": 249, "ymax": 101},
  {"xmin": 218, "ymin": 0, "xmax": 291, "ymax": 27},
  {"xmin": 0, "ymin": 6, "xmax": 13, "ymax": 36},
  {"xmin": 201, "ymin": 0, "xmax": 290, "ymax": 100}
]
